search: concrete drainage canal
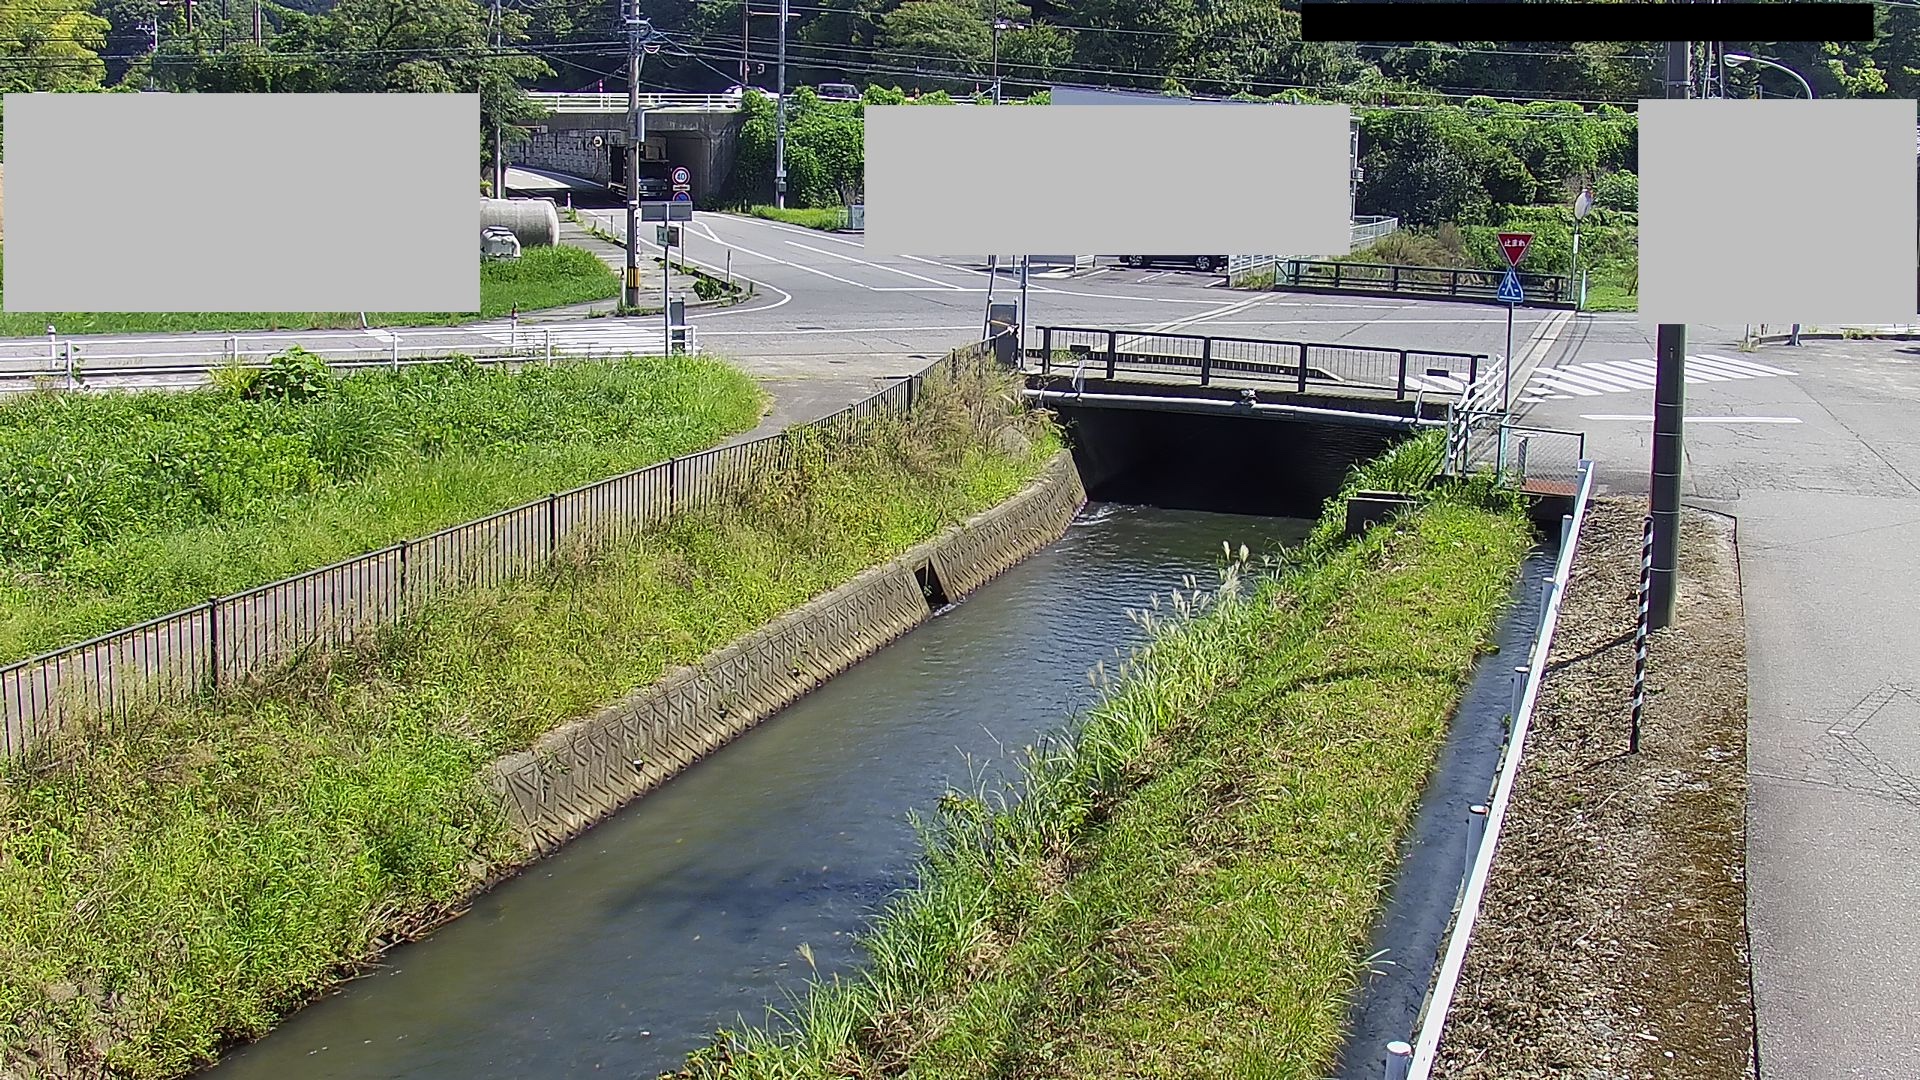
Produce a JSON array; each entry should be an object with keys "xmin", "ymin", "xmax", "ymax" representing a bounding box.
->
[
  {"xmin": 202, "ymin": 403, "xmax": 1562, "ymax": 1080},
  {"xmin": 207, "ymin": 502, "xmax": 1315, "ymax": 1079}
]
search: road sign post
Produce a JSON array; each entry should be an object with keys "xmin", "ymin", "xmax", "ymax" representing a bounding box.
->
[{"xmin": 1492, "ymin": 231, "xmax": 1533, "ymax": 481}]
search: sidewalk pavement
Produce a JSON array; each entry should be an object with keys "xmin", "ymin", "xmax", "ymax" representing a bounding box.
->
[{"xmin": 1517, "ymin": 337, "xmax": 1920, "ymax": 1080}]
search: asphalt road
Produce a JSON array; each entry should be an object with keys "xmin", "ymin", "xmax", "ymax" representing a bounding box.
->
[
  {"xmin": 3, "ymin": 210, "xmax": 1772, "ymax": 397},
  {"xmin": 1517, "ymin": 337, "xmax": 1920, "ymax": 1080}
]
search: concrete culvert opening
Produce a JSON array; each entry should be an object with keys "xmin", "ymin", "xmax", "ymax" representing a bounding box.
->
[{"xmin": 915, "ymin": 562, "xmax": 950, "ymax": 610}]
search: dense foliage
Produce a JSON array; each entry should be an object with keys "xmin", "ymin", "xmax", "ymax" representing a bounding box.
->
[{"xmin": 0, "ymin": 351, "xmax": 764, "ymax": 662}]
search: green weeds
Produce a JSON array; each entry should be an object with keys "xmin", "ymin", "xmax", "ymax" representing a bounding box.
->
[
  {"xmin": 671, "ymin": 433, "xmax": 1533, "ymax": 1080},
  {"xmin": 742, "ymin": 206, "xmax": 850, "ymax": 231},
  {"xmin": 0, "ymin": 360, "xmax": 1059, "ymax": 1080},
  {"xmin": 0, "ymin": 352, "xmax": 764, "ymax": 664},
  {"xmin": 0, "ymin": 244, "xmax": 619, "ymax": 336}
]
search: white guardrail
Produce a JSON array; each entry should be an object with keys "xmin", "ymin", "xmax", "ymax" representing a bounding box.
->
[
  {"xmin": 527, "ymin": 91, "xmax": 744, "ymax": 113},
  {"xmin": 1392, "ymin": 455, "xmax": 1599, "ymax": 1079},
  {"xmin": 0, "ymin": 326, "xmax": 700, "ymax": 394}
]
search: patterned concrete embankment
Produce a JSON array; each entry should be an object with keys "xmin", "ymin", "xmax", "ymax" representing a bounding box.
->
[{"xmin": 488, "ymin": 451, "xmax": 1089, "ymax": 856}]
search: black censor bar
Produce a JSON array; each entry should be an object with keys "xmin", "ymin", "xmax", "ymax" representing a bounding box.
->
[{"xmin": 1299, "ymin": 3, "xmax": 1877, "ymax": 44}]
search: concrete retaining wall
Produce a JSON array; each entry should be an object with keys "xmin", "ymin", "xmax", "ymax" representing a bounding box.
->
[{"xmin": 488, "ymin": 451, "xmax": 1088, "ymax": 856}]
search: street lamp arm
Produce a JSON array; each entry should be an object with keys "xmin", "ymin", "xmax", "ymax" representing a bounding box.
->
[{"xmin": 1724, "ymin": 52, "xmax": 1815, "ymax": 99}]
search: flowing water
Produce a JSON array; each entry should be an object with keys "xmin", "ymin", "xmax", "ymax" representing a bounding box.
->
[{"xmin": 210, "ymin": 504, "xmax": 1311, "ymax": 1080}]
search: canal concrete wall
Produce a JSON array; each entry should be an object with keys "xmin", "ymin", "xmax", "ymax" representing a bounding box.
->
[{"xmin": 487, "ymin": 451, "xmax": 1089, "ymax": 856}]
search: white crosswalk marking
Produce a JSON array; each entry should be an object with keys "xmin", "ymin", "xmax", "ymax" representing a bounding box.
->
[{"xmin": 1522, "ymin": 354, "xmax": 1796, "ymax": 400}]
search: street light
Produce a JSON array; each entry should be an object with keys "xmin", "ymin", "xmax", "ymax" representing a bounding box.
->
[
  {"xmin": 1724, "ymin": 52, "xmax": 1815, "ymax": 99},
  {"xmin": 1724, "ymin": 52, "xmax": 1813, "ymax": 346},
  {"xmin": 990, "ymin": 17, "xmax": 1023, "ymax": 104}
]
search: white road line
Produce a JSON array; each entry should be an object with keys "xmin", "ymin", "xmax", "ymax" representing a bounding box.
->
[
  {"xmin": 1686, "ymin": 354, "xmax": 1777, "ymax": 379},
  {"xmin": 780, "ymin": 239, "xmax": 965, "ymax": 289},
  {"xmin": 1525, "ymin": 372, "xmax": 1605, "ymax": 396},
  {"xmin": 721, "ymin": 214, "xmax": 868, "ymax": 248},
  {"xmin": 1696, "ymin": 352, "xmax": 1796, "ymax": 376},
  {"xmin": 1539, "ymin": 366, "xmax": 1645, "ymax": 393},
  {"xmin": 696, "ymin": 325, "xmax": 979, "ymax": 336},
  {"xmin": 1581, "ymin": 414, "xmax": 1803, "ymax": 424},
  {"xmin": 1592, "ymin": 358, "xmax": 1732, "ymax": 384}
]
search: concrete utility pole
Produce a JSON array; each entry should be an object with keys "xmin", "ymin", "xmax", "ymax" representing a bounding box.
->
[
  {"xmin": 774, "ymin": 0, "xmax": 788, "ymax": 208},
  {"xmin": 623, "ymin": 1, "xmax": 652, "ymax": 310},
  {"xmin": 252, "ymin": 0, "xmax": 261, "ymax": 45},
  {"xmin": 493, "ymin": 0, "xmax": 505, "ymax": 198},
  {"xmin": 991, "ymin": 17, "xmax": 1018, "ymax": 104},
  {"xmin": 1650, "ymin": 32, "xmax": 1692, "ymax": 631}
]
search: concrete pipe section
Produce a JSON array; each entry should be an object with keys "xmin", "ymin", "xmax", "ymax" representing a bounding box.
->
[{"xmin": 480, "ymin": 197, "xmax": 561, "ymax": 248}]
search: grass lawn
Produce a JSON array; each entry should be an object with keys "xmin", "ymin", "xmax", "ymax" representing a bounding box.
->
[
  {"xmin": 672, "ymin": 432, "xmax": 1536, "ymax": 1079},
  {"xmin": 742, "ymin": 205, "xmax": 850, "ymax": 231},
  {"xmin": 0, "ymin": 360, "xmax": 1059, "ymax": 1080},
  {"xmin": 0, "ymin": 244, "xmax": 620, "ymax": 337},
  {"xmin": 0, "ymin": 352, "xmax": 764, "ymax": 665}
]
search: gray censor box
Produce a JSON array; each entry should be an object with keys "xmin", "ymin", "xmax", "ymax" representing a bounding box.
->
[{"xmin": 642, "ymin": 202, "xmax": 693, "ymax": 223}]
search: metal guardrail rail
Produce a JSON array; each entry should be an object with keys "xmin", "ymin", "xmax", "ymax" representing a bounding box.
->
[
  {"xmin": 0, "ymin": 342, "xmax": 994, "ymax": 757},
  {"xmin": 1395, "ymin": 456, "xmax": 1599, "ymax": 1078},
  {"xmin": 1, "ymin": 326, "xmax": 699, "ymax": 394},
  {"xmin": 1224, "ymin": 218, "xmax": 1404, "ymax": 287},
  {"xmin": 1027, "ymin": 325, "xmax": 1485, "ymax": 402},
  {"xmin": 1281, "ymin": 260, "xmax": 1571, "ymax": 305},
  {"xmin": 526, "ymin": 91, "xmax": 744, "ymax": 113}
]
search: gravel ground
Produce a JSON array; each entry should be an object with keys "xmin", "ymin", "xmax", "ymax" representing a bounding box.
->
[{"xmin": 1433, "ymin": 496, "xmax": 1756, "ymax": 1079}]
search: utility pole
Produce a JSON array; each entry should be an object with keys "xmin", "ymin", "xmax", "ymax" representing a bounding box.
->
[
  {"xmin": 990, "ymin": 15, "xmax": 1022, "ymax": 104},
  {"xmin": 1650, "ymin": 31, "xmax": 1692, "ymax": 631},
  {"xmin": 253, "ymin": 0, "xmax": 261, "ymax": 46},
  {"xmin": 741, "ymin": 2, "xmax": 750, "ymax": 88},
  {"xmin": 774, "ymin": 0, "xmax": 788, "ymax": 208},
  {"xmin": 492, "ymin": 0, "xmax": 505, "ymax": 198},
  {"xmin": 624, "ymin": 1, "xmax": 652, "ymax": 311}
]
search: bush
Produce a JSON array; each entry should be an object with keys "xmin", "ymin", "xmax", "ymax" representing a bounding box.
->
[
  {"xmin": 1594, "ymin": 170, "xmax": 1638, "ymax": 212},
  {"xmin": 250, "ymin": 347, "xmax": 335, "ymax": 403}
]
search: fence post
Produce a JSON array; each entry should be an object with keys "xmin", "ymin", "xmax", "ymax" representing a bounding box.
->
[
  {"xmin": 1105, "ymin": 330, "xmax": 1118, "ymax": 380},
  {"xmin": 64, "ymin": 343, "xmax": 76, "ymax": 390},
  {"xmin": 206, "ymin": 597, "xmax": 220, "ymax": 694},
  {"xmin": 1200, "ymin": 336, "xmax": 1213, "ymax": 386},
  {"xmin": 391, "ymin": 333, "xmax": 400, "ymax": 371},
  {"xmin": 1451, "ymin": 268, "xmax": 1461, "ymax": 297},
  {"xmin": 547, "ymin": 493, "xmax": 559, "ymax": 555},
  {"xmin": 1297, "ymin": 343, "xmax": 1308, "ymax": 394},
  {"xmin": 1396, "ymin": 350, "xmax": 1409, "ymax": 400},
  {"xmin": 398, "ymin": 539, "xmax": 409, "ymax": 617},
  {"xmin": 1041, "ymin": 326, "xmax": 1052, "ymax": 373},
  {"xmin": 1470, "ymin": 354, "xmax": 1481, "ymax": 384},
  {"xmin": 1466, "ymin": 803, "xmax": 1489, "ymax": 885},
  {"xmin": 1631, "ymin": 514, "xmax": 1653, "ymax": 753},
  {"xmin": 1392, "ymin": 265, "xmax": 1401, "ymax": 292},
  {"xmin": 1385, "ymin": 1040, "xmax": 1413, "ymax": 1080},
  {"xmin": 546, "ymin": 328, "xmax": 554, "ymax": 365}
]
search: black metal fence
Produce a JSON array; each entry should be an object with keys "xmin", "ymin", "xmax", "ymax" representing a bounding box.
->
[
  {"xmin": 1275, "ymin": 260, "xmax": 1571, "ymax": 306},
  {"xmin": 0, "ymin": 343, "xmax": 993, "ymax": 757},
  {"xmin": 1027, "ymin": 326, "xmax": 1486, "ymax": 401}
]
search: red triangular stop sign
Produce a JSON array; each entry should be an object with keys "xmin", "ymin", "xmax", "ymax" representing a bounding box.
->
[{"xmin": 1498, "ymin": 232, "xmax": 1533, "ymax": 267}]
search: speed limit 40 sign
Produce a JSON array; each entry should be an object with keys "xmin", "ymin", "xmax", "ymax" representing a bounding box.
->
[{"xmin": 671, "ymin": 166, "xmax": 691, "ymax": 187}]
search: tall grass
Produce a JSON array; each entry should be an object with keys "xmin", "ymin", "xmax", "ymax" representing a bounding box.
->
[
  {"xmin": 0, "ymin": 353, "xmax": 764, "ymax": 665},
  {"xmin": 0, "ymin": 360, "xmax": 1060, "ymax": 1080},
  {"xmin": 670, "ymin": 434, "xmax": 1532, "ymax": 1079},
  {"xmin": 0, "ymin": 244, "xmax": 619, "ymax": 337},
  {"xmin": 743, "ymin": 206, "xmax": 850, "ymax": 231}
]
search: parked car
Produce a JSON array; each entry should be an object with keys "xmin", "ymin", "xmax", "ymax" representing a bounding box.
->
[
  {"xmin": 1120, "ymin": 255, "xmax": 1224, "ymax": 272},
  {"xmin": 816, "ymin": 82, "xmax": 860, "ymax": 102}
]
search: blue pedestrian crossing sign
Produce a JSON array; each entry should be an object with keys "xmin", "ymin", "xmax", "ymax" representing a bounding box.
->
[{"xmin": 1497, "ymin": 267, "xmax": 1525, "ymax": 304}]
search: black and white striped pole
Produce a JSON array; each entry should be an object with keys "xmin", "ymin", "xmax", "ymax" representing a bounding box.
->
[{"xmin": 1630, "ymin": 514, "xmax": 1653, "ymax": 753}]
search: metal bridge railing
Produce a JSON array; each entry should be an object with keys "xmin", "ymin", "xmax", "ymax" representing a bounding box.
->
[
  {"xmin": 1280, "ymin": 260, "xmax": 1570, "ymax": 305},
  {"xmin": 1026, "ymin": 325, "xmax": 1484, "ymax": 402},
  {"xmin": 527, "ymin": 91, "xmax": 744, "ymax": 113}
]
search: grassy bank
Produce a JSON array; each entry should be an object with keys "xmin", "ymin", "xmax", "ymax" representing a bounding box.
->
[
  {"xmin": 1320, "ymin": 207, "xmax": 1639, "ymax": 311},
  {"xmin": 0, "ymin": 352, "xmax": 763, "ymax": 665},
  {"xmin": 0, "ymin": 359, "xmax": 1061, "ymax": 1080},
  {"xmin": 672, "ymin": 431, "xmax": 1534, "ymax": 1079},
  {"xmin": 742, "ymin": 205, "xmax": 849, "ymax": 231},
  {"xmin": 0, "ymin": 244, "xmax": 620, "ymax": 337}
]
